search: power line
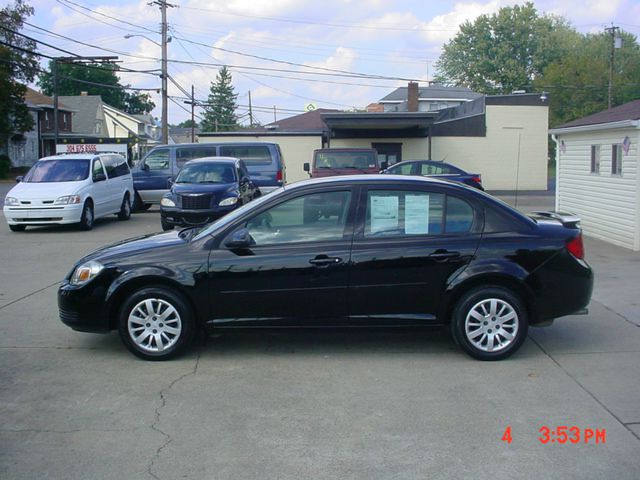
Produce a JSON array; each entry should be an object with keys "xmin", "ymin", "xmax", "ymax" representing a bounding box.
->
[{"xmin": 55, "ymin": 0, "xmax": 158, "ymax": 35}]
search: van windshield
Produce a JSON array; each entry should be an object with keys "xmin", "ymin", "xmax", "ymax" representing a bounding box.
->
[
  {"xmin": 23, "ymin": 160, "xmax": 90, "ymax": 182},
  {"xmin": 314, "ymin": 151, "xmax": 377, "ymax": 170}
]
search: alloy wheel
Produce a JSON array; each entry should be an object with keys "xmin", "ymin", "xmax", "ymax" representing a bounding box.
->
[
  {"xmin": 464, "ymin": 298, "xmax": 519, "ymax": 353},
  {"xmin": 127, "ymin": 298, "xmax": 183, "ymax": 353}
]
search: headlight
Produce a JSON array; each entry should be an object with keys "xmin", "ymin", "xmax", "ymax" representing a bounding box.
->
[
  {"xmin": 4, "ymin": 196, "xmax": 19, "ymax": 206},
  {"xmin": 70, "ymin": 260, "xmax": 104, "ymax": 286},
  {"xmin": 219, "ymin": 197, "xmax": 238, "ymax": 207},
  {"xmin": 54, "ymin": 195, "xmax": 81, "ymax": 205},
  {"xmin": 160, "ymin": 197, "xmax": 175, "ymax": 207}
]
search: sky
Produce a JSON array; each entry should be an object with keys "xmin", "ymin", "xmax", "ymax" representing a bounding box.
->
[{"xmin": 18, "ymin": 0, "xmax": 640, "ymax": 126}]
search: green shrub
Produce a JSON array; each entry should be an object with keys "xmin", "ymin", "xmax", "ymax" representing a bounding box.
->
[{"xmin": 0, "ymin": 155, "xmax": 11, "ymax": 179}]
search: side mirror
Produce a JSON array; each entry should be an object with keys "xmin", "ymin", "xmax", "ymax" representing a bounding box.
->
[
  {"xmin": 141, "ymin": 163, "xmax": 150, "ymax": 172},
  {"xmin": 93, "ymin": 172, "xmax": 107, "ymax": 182},
  {"xmin": 380, "ymin": 161, "xmax": 388, "ymax": 170},
  {"xmin": 303, "ymin": 162, "xmax": 310, "ymax": 173},
  {"xmin": 15, "ymin": 176, "xmax": 23, "ymax": 183},
  {"xmin": 224, "ymin": 228, "xmax": 254, "ymax": 249},
  {"xmin": 168, "ymin": 178, "xmax": 174, "ymax": 187}
]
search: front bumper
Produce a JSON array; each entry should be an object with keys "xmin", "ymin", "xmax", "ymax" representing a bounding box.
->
[
  {"xmin": 58, "ymin": 279, "xmax": 111, "ymax": 333},
  {"xmin": 160, "ymin": 205, "xmax": 236, "ymax": 227},
  {"xmin": 4, "ymin": 204, "xmax": 83, "ymax": 225}
]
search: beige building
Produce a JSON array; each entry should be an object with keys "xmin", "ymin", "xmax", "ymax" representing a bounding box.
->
[{"xmin": 199, "ymin": 94, "xmax": 549, "ymax": 191}]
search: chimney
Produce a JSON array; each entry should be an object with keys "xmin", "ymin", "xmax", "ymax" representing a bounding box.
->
[
  {"xmin": 407, "ymin": 82, "xmax": 419, "ymax": 112},
  {"xmin": 80, "ymin": 91, "xmax": 88, "ymax": 96}
]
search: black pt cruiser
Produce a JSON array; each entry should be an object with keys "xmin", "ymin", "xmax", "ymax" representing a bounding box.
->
[{"xmin": 59, "ymin": 175, "xmax": 593, "ymax": 361}]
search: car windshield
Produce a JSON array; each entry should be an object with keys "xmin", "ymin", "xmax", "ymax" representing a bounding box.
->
[
  {"xmin": 176, "ymin": 163, "xmax": 236, "ymax": 184},
  {"xmin": 193, "ymin": 187, "xmax": 284, "ymax": 241},
  {"xmin": 23, "ymin": 160, "xmax": 90, "ymax": 182}
]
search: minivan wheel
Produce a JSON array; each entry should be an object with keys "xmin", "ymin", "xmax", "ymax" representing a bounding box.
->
[
  {"xmin": 451, "ymin": 286, "xmax": 528, "ymax": 361},
  {"xmin": 78, "ymin": 201, "xmax": 94, "ymax": 230},
  {"xmin": 117, "ymin": 194, "xmax": 131, "ymax": 220},
  {"xmin": 118, "ymin": 286, "xmax": 195, "ymax": 361},
  {"xmin": 9, "ymin": 224, "xmax": 26, "ymax": 232}
]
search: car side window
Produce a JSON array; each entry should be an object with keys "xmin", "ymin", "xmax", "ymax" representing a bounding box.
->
[
  {"xmin": 113, "ymin": 155, "xmax": 130, "ymax": 177},
  {"xmin": 445, "ymin": 196, "xmax": 474, "ymax": 233},
  {"xmin": 102, "ymin": 156, "xmax": 116, "ymax": 178},
  {"xmin": 243, "ymin": 191, "xmax": 351, "ymax": 246},
  {"xmin": 420, "ymin": 163, "xmax": 443, "ymax": 175},
  {"xmin": 144, "ymin": 149, "xmax": 170, "ymax": 171},
  {"xmin": 92, "ymin": 159, "xmax": 105, "ymax": 180},
  {"xmin": 393, "ymin": 163, "xmax": 414, "ymax": 175},
  {"xmin": 176, "ymin": 147, "xmax": 218, "ymax": 168},
  {"xmin": 365, "ymin": 190, "xmax": 445, "ymax": 237},
  {"xmin": 220, "ymin": 145, "xmax": 271, "ymax": 165}
]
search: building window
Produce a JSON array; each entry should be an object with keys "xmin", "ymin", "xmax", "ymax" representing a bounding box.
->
[
  {"xmin": 590, "ymin": 145, "xmax": 600, "ymax": 173},
  {"xmin": 612, "ymin": 144, "xmax": 622, "ymax": 176}
]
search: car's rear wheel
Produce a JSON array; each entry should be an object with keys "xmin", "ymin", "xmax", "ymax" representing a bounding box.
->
[
  {"xmin": 451, "ymin": 286, "xmax": 528, "ymax": 361},
  {"xmin": 117, "ymin": 194, "xmax": 131, "ymax": 220},
  {"xmin": 118, "ymin": 286, "xmax": 195, "ymax": 361},
  {"xmin": 9, "ymin": 224, "xmax": 26, "ymax": 232},
  {"xmin": 78, "ymin": 200, "xmax": 94, "ymax": 231},
  {"xmin": 161, "ymin": 218, "xmax": 174, "ymax": 231}
]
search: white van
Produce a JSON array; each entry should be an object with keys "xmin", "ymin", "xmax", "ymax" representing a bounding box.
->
[{"xmin": 3, "ymin": 153, "xmax": 134, "ymax": 231}]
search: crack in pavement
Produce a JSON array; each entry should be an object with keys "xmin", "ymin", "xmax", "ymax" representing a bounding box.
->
[
  {"xmin": 0, "ymin": 427, "xmax": 141, "ymax": 434},
  {"xmin": 147, "ymin": 348, "xmax": 202, "ymax": 480},
  {"xmin": 0, "ymin": 282, "xmax": 61, "ymax": 311}
]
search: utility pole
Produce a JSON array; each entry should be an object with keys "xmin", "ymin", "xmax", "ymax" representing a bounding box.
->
[
  {"xmin": 273, "ymin": 105, "xmax": 277, "ymax": 123},
  {"xmin": 191, "ymin": 85, "xmax": 195, "ymax": 142},
  {"xmin": 248, "ymin": 90, "xmax": 253, "ymax": 127},
  {"xmin": 605, "ymin": 25, "xmax": 622, "ymax": 109},
  {"xmin": 150, "ymin": 1, "xmax": 174, "ymax": 144}
]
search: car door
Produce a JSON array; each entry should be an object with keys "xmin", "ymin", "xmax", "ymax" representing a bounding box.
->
[
  {"xmin": 135, "ymin": 148, "xmax": 172, "ymax": 203},
  {"xmin": 207, "ymin": 188, "xmax": 355, "ymax": 326},
  {"xmin": 90, "ymin": 158, "xmax": 110, "ymax": 217},
  {"xmin": 101, "ymin": 155, "xmax": 122, "ymax": 212},
  {"xmin": 348, "ymin": 185, "xmax": 481, "ymax": 324}
]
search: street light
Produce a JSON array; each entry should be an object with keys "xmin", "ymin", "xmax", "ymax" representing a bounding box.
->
[{"xmin": 123, "ymin": 33, "xmax": 171, "ymax": 144}]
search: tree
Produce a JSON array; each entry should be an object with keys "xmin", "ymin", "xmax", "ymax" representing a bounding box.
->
[
  {"xmin": 201, "ymin": 66, "xmax": 238, "ymax": 132},
  {"xmin": 124, "ymin": 92, "xmax": 155, "ymax": 115},
  {"xmin": 38, "ymin": 61, "xmax": 155, "ymax": 115},
  {"xmin": 435, "ymin": 3, "xmax": 579, "ymax": 94},
  {"xmin": 0, "ymin": 0, "xmax": 38, "ymax": 149},
  {"xmin": 176, "ymin": 119, "xmax": 198, "ymax": 128},
  {"xmin": 534, "ymin": 31, "xmax": 640, "ymax": 126}
]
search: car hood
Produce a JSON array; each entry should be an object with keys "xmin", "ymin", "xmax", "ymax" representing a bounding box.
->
[
  {"xmin": 78, "ymin": 230, "xmax": 189, "ymax": 265},
  {"xmin": 171, "ymin": 183, "xmax": 236, "ymax": 196},
  {"xmin": 7, "ymin": 180, "xmax": 85, "ymax": 200}
]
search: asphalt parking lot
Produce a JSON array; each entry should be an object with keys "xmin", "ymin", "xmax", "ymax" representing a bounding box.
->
[{"xmin": 1, "ymin": 183, "xmax": 639, "ymax": 479}]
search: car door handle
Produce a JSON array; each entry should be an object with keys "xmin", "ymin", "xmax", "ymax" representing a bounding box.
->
[
  {"xmin": 428, "ymin": 250, "xmax": 461, "ymax": 261},
  {"xmin": 309, "ymin": 255, "xmax": 343, "ymax": 266}
]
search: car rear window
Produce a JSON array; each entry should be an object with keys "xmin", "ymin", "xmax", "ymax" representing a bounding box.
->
[
  {"xmin": 219, "ymin": 146, "xmax": 272, "ymax": 165},
  {"xmin": 315, "ymin": 151, "xmax": 377, "ymax": 170}
]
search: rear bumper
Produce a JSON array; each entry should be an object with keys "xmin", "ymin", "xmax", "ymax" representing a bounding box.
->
[{"xmin": 4, "ymin": 204, "xmax": 83, "ymax": 225}]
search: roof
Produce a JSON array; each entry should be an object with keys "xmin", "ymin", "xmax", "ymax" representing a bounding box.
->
[
  {"xmin": 185, "ymin": 156, "xmax": 238, "ymax": 164},
  {"xmin": 555, "ymin": 99, "xmax": 640, "ymax": 129},
  {"xmin": 283, "ymin": 173, "xmax": 468, "ymax": 192},
  {"xmin": 23, "ymin": 87, "xmax": 71, "ymax": 111},
  {"xmin": 379, "ymin": 85, "xmax": 482, "ymax": 103},
  {"xmin": 256, "ymin": 108, "xmax": 341, "ymax": 132}
]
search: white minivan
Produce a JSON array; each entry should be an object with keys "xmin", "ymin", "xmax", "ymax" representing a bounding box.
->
[{"xmin": 3, "ymin": 153, "xmax": 134, "ymax": 232}]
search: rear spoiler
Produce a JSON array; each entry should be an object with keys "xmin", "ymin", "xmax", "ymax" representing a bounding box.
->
[{"xmin": 531, "ymin": 211, "xmax": 581, "ymax": 229}]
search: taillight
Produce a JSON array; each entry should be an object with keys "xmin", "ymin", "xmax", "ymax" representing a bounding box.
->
[
  {"xmin": 566, "ymin": 234, "xmax": 584, "ymax": 260},
  {"xmin": 471, "ymin": 176, "xmax": 482, "ymax": 184},
  {"xmin": 276, "ymin": 170, "xmax": 283, "ymax": 182}
]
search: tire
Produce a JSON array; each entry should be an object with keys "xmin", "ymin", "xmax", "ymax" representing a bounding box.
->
[
  {"xmin": 117, "ymin": 194, "xmax": 131, "ymax": 221},
  {"xmin": 451, "ymin": 286, "xmax": 528, "ymax": 361},
  {"xmin": 78, "ymin": 201, "xmax": 94, "ymax": 231},
  {"xmin": 133, "ymin": 192, "xmax": 151, "ymax": 212},
  {"xmin": 161, "ymin": 218, "xmax": 174, "ymax": 231},
  {"xmin": 118, "ymin": 286, "xmax": 195, "ymax": 361},
  {"xmin": 9, "ymin": 224, "xmax": 26, "ymax": 232}
]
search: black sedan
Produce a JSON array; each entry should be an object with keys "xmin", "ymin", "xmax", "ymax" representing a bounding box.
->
[
  {"xmin": 160, "ymin": 157, "xmax": 259, "ymax": 230},
  {"xmin": 58, "ymin": 175, "xmax": 592, "ymax": 361},
  {"xmin": 383, "ymin": 159, "xmax": 484, "ymax": 190}
]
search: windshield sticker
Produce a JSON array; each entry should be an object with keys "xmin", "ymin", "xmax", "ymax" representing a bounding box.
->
[
  {"xmin": 370, "ymin": 195, "xmax": 399, "ymax": 233},
  {"xmin": 405, "ymin": 194, "xmax": 430, "ymax": 234}
]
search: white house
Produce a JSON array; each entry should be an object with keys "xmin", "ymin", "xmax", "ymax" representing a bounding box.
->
[{"xmin": 550, "ymin": 100, "xmax": 640, "ymax": 251}]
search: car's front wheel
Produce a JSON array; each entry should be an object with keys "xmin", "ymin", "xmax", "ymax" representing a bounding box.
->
[
  {"xmin": 118, "ymin": 286, "xmax": 195, "ymax": 360},
  {"xmin": 161, "ymin": 218, "xmax": 174, "ymax": 231},
  {"xmin": 9, "ymin": 224, "xmax": 26, "ymax": 232},
  {"xmin": 78, "ymin": 200, "xmax": 94, "ymax": 231},
  {"xmin": 451, "ymin": 286, "xmax": 528, "ymax": 361},
  {"xmin": 132, "ymin": 192, "xmax": 151, "ymax": 212}
]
